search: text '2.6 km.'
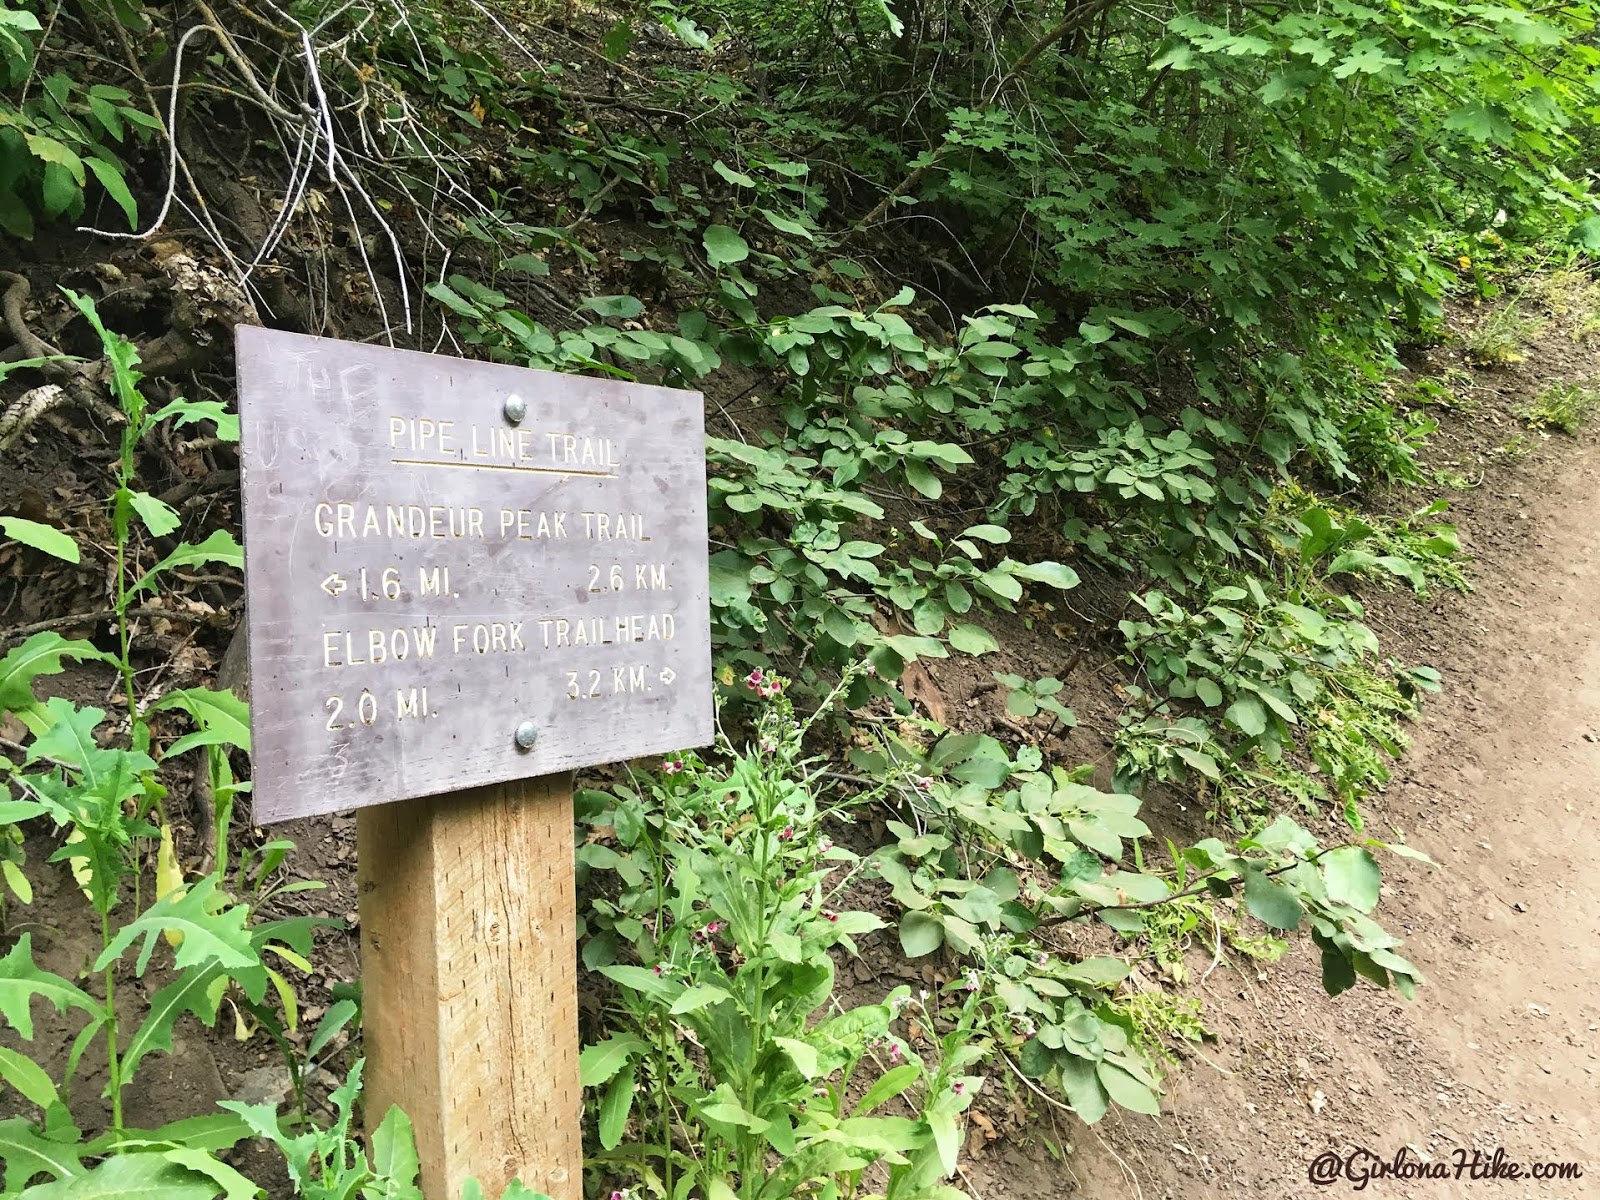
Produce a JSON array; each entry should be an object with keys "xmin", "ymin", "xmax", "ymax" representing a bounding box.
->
[{"xmin": 235, "ymin": 327, "xmax": 713, "ymax": 823}]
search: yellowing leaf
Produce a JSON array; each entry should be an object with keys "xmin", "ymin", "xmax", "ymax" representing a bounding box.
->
[
  {"xmin": 156, "ymin": 823, "xmax": 186, "ymax": 950},
  {"xmin": 64, "ymin": 829, "xmax": 94, "ymax": 906}
]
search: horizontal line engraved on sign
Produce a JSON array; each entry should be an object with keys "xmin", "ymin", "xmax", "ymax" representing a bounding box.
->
[{"xmin": 390, "ymin": 457, "xmax": 620, "ymax": 479}]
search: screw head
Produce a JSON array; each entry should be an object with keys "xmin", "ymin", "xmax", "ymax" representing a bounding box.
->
[
  {"xmin": 513, "ymin": 720, "xmax": 538, "ymax": 751},
  {"xmin": 503, "ymin": 393, "xmax": 527, "ymax": 425}
]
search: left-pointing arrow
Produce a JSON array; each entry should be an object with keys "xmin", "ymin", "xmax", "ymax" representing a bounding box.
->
[{"xmin": 321, "ymin": 573, "xmax": 347, "ymax": 597}]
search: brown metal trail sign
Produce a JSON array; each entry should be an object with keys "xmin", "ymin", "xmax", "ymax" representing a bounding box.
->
[
  {"xmin": 236, "ymin": 325, "xmax": 712, "ymax": 823},
  {"xmin": 235, "ymin": 325, "xmax": 713, "ymax": 1199}
]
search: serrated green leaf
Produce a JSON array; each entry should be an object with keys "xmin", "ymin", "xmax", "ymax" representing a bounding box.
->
[
  {"xmin": 94, "ymin": 875, "xmax": 258, "ymax": 977},
  {"xmin": 370, "ymin": 1105, "xmax": 422, "ymax": 1198},
  {"xmin": 0, "ymin": 934, "xmax": 98, "ymax": 1039},
  {"xmin": 0, "ymin": 1115, "xmax": 83, "ymax": 1189},
  {"xmin": 578, "ymin": 1034, "xmax": 648, "ymax": 1086},
  {"xmin": 121, "ymin": 965, "xmax": 226, "ymax": 1084},
  {"xmin": 151, "ymin": 398, "xmax": 238, "ymax": 442},
  {"xmin": 127, "ymin": 491, "xmax": 180, "ymax": 538},
  {"xmin": 153, "ymin": 688, "xmax": 251, "ymax": 755},
  {"xmin": 129, "ymin": 530, "xmax": 241, "ymax": 597}
]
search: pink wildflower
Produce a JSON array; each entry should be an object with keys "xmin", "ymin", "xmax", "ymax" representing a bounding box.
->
[
  {"xmin": 952, "ymin": 1081, "xmax": 966, "ymax": 1095},
  {"xmin": 779, "ymin": 825, "xmax": 795, "ymax": 841},
  {"xmin": 662, "ymin": 759, "xmax": 684, "ymax": 776},
  {"xmin": 745, "ymin": 668, "xmax": 765, "ymax": 689},
  {"xmin": 823, "ymin": 910, "xmax": 838, "ymax": 923}
]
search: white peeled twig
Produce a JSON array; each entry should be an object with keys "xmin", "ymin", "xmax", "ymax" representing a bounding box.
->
[{"xmin": 77, "ymin": 22, "xmax": 210, "ymax": 240}]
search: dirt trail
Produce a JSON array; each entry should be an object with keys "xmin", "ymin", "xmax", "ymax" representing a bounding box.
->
[{"xmin": 1045, "ymin": 420, "xmax": 1600, "ymax": 1193}]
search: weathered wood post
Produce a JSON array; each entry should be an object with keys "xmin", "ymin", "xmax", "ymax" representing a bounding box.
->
[{"xmin": 235, "ymin": 327, "xmax": 712, "ymax": 1199}]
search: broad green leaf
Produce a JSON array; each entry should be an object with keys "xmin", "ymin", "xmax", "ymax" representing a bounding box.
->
[
  {"xmin": 760, "ymin": 208, "xmax": 814, "ymax": 240},
  {"xmin": 1242, "ymin": 869, "xmax": 1303, "ymax": 931},
  {"xmin": 579, "ymin": 1034, "xmax": 648, "ymax": 1087},
  {"xmin": 1194, "ymin": 677, "xmax": 1222, "ymax": 707},
  {"xmin": 1224, "ymin": 695, "xmax": 1268, "ymax": 737},
  {"xmin": 501, "ymin": 252, "xmax": 549, "ymax": 277},
  {"xmin": 947, "ymin": 624, "xmax": 998, "ymax": 655},
  {"xmin": 668, "ymin": 984, "xmax": 733, "ymax": 1014},
  {"xmin": 1007, "ymin": 561, "xmax": 1080, "ymax": 589},
  {"xmin": 898, "ymin": 911, "xmax": 944, "ymax": 957},
  {"xmin": 597, "ymin": 1063, "xmax": 634, "ymax": 1150},
  {"xmin": 1, "ymin": 860, "xmax": 32, "ymax": 905},
  {"xmin": 703, "ymin": 225, "xmax": 750, "ymax": 268},
  {"xmin": 0, "ymin": 519, "xmax": 79, "ymax": 564},
  {"xmin": 84, "ymin": 158, "xmax": 137, "ymax": 230},
  {"xmin": 580, "ymin": 294, "xmax": 644, "ymax": 319},
  {"xmin": 775, "ymin": 1036, "xmax": 820, "ymax": 1079},
  {"xmin": 926, "ymin": 1109, "xmax": 959, "ymax": 1176},
  {"xmin": 852, "ymin": 1062, "xmax": 921, "ymax": 1116},
  {"xmin": 23, "ymin": 135, "xmax": 83, "ymax": 185},
  {"xmin": 904, "ymin": 459, "xmax": 941, "ymax": 498},
  {"xmin": 0, "ymin": 1046, "xmax": 59, "ymax": 1111},
  {"xmin": 713, "ymin": 160, "xmax": 757, "ymax": 188},
  {"xmin": 1060, "ymin": 957, "xmax": 1131, "ymax": 987},
  {"xmin": 962, "ymin": 524, "xmax": 1011, "ymax": 543},
  {"xmin": 1321, "ymin": 846, "xmax": 1381, "ymax": 912},
  {"xmin": 1097, "ymin": 1062, "xmax": 1160, "ymax": 1114},
  {"xmin": 157, "ymin": 1148, "xmax": 261, "ymax": 1200}
]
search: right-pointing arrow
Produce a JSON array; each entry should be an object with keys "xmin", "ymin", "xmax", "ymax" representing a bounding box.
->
[{"xmin": 659, "ymin": 667, "xmax": 676, "ymax": 685}]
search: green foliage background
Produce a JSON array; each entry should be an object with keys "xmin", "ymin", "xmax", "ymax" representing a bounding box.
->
[{"xmin": 0, "ymin": 0, "xmax": 1597, "ymax": 1196}]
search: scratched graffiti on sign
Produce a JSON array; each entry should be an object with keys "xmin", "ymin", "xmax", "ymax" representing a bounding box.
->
[{"xmin": 235, "ymin": 327, "xmax": 713, "ymax": 822}]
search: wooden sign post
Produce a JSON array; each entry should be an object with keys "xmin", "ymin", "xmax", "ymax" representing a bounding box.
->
[{"xmin": 234, "ymin": 328, "xmax": 713, "ymax": 1199}]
